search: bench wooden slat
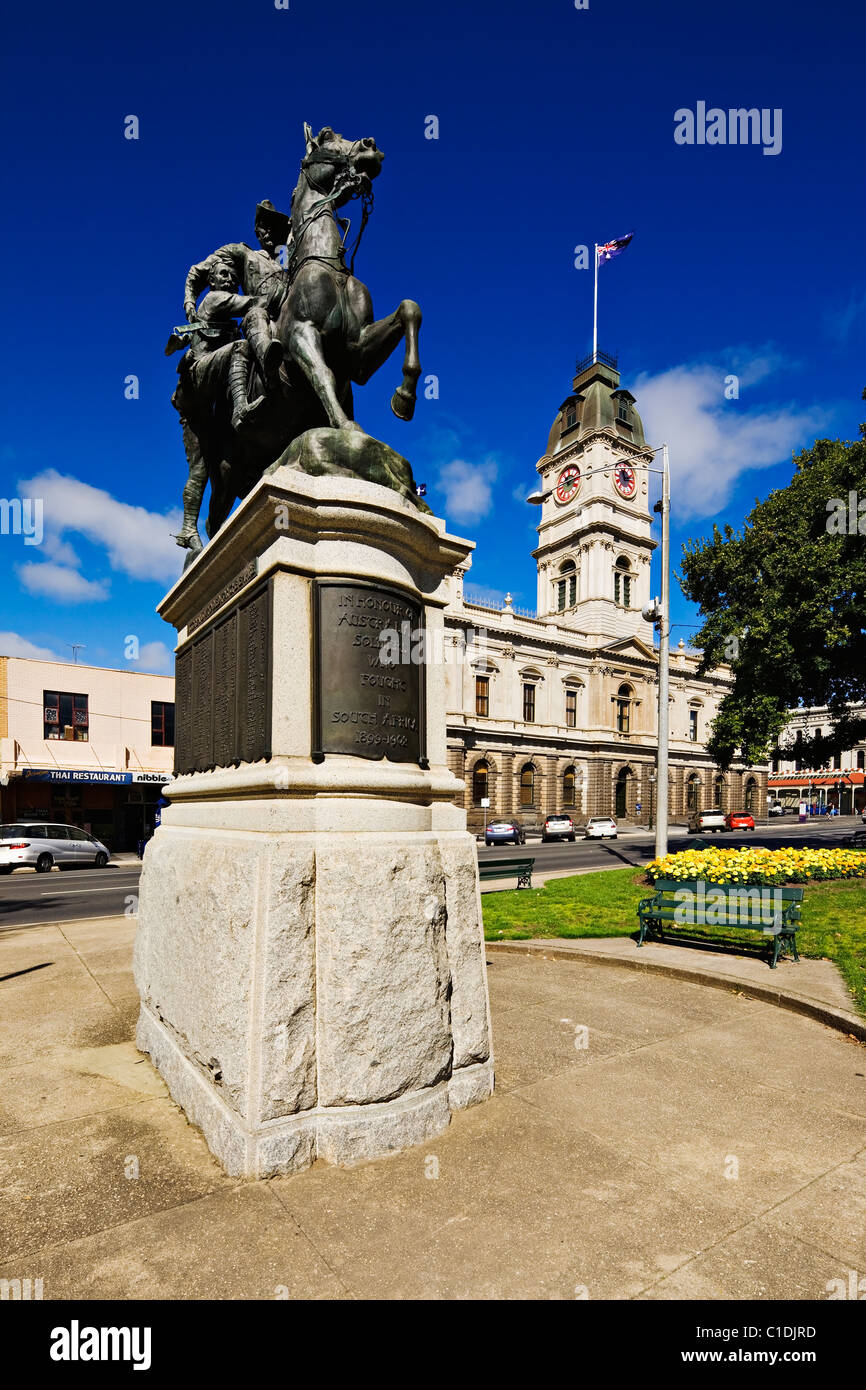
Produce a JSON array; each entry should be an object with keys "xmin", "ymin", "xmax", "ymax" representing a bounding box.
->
[
  {"xmin": 478, "ymin": 856, "xmax": 535, "ymax": 889},
  {"xmin": 638, "ymin": 877, "xmax": 803, "ymax": 968},
  {"xmin": 650, "ymin": 878, "xmax": 804, "ymax": 900}
]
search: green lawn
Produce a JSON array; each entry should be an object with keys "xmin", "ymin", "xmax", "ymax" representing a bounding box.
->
[{"xmin": 482, "ymin": 867, "xmax": 866, "ymax": 1017}]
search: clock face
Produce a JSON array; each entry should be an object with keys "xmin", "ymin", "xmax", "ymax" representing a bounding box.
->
[
  {"xmin": 555, "ymin": 463, "xmax": 581, "ymax": 505},
  {"xmin": 613, "ymin": 463, "xmax": 637, "ymax": 499}
]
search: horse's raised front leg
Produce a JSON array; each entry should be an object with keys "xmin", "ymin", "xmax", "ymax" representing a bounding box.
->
[
  {"xmin": 287, "ymin": 319, "xmax": 355, "ymax": 430},
  {"xmin": 352, "ymin": 299, "xmax": 422, "ymax": 421}
]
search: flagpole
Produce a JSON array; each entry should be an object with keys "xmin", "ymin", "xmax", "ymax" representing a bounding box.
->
[{"xmin": 593, "ymin": 244, "xmax": 598, "ymax": 361}]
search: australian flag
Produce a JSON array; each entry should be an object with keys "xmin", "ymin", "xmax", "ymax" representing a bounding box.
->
[{"xmin": 597, "ymin": 232, "xmax": 634, "ymax": 265}]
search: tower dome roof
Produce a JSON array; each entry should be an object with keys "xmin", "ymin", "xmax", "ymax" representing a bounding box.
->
[{"xmin": 544, "ymin": 352, "xmax": 647, "ymax": 455}]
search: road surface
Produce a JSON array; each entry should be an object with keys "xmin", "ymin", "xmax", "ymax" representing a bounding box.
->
[{"xmin": 0, "ymin": 819, "xmax": 861, "ymax": 930}]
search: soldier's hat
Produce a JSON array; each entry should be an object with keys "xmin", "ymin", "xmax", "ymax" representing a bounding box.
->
[{"xmin": 255, "ymin": 199, "xmax": 290, "ymax": 242}]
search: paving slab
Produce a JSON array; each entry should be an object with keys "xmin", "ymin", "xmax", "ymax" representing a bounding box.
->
[
  {"xmin": 487, "ymin": 936, "xmax": 866, "ymax": 1040},
  {"xmin": 0, "ymin": 916, "xmax": 864, "ymax": 1300},
  {"xmin": 0, "ymin": 1187, "xmax": 347, "ymax": 1301}
]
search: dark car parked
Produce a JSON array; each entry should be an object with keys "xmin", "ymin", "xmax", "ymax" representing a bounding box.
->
[{"xmin": 484, "ymin": 821, "xmax": 526, "ymax": 847}]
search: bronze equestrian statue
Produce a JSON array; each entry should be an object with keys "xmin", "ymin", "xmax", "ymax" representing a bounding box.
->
[{"xmin": 167, "ymin": 125, "xmax": 425, "ymax": 562}]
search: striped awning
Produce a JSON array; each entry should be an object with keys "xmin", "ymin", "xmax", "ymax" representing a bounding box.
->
[{"xmin": 768, "ymin": 771, "xmax": 864, "ymax": 788}]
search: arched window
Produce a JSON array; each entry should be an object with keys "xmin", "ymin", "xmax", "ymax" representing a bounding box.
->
[
  {"xmin": 565, "ymin": 406, "xmax": 577, "ymax": 429},
  {"xmin": 714, "ymin": 776, "xmax": 725, "ymax": 809},
  {"xmin": 615, "ymin": 683, "xmax": 632, "ymax": 734},
  {"xmin": 858, "ymin": 751, "xmax": 865, "ymax": 771},
  {"xmin": 744, "ymin": 777, "xmax": 757, "ymax": 812},
  {"xmin": 520, "ymin": 763, "xmax": 535, "ymax": 808},
  {"xmin": 617, "ymin": 397, "xmax": 630, "ymax": 422},
  {"xmin": 686, "ymin": 773, "xmax": 701, "ymax": 812},
  {"xmin": 563, "ymin": 766, "xmax": 576, "ymax": 808},
  {"xmin": 614, "ymin": 555, "xmax": 632, "ymax": 608},
  {"xmin": 472, "ymin": 760, "xmax": 489, "ymax": 806},
  {"xmin": 557, "ymin": 559, "xmax": 577, "ymax": 612}
]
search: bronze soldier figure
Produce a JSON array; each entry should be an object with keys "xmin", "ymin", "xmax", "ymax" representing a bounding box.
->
[
  {"xmin": 167, "ymin": 258, "xmax": 272, "ymax": 555},
  {"xmin": 183, "ymin": 199, "xmax": 291, "ymax": 394}
]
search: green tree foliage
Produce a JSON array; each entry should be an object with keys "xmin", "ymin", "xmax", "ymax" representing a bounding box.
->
[{"xmin": 680, "ymin": 393, "xmax": 866, "ymax": 768}]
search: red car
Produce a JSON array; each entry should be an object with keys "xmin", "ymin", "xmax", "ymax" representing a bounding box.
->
[{"xmin": 725, "ymin": 812, "xmax": 755, "ymax": 831}]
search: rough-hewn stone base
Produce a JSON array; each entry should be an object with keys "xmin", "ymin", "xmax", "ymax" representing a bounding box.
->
[
  {"xmin": 134, "ymin": 822, "xmax": 493, "ymax": 1178},
  {"xmin": 137, "ymin": 1005, "xmax": 483, "ymax": 1178}
]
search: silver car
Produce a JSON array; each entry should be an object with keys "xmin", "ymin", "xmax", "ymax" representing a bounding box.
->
[
  {"xmin": 688, "ymin": 810, "xmax": 727, "ymax": 834},
  {"xmin": 0, "ymin": 822, "xmax": 111, "ymax": 874}
]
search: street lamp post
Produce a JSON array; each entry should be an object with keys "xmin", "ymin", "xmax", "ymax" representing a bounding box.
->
[
  {"xmin": 655, "ymin": 444, "xmax": 671, "ymax": 861},
  {"xmin": 527, "ymin": 441, "xmax": 672, "ymax": 859}
]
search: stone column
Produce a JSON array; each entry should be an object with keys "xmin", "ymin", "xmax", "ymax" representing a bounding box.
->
[
  {"xmin": 500, "ymin": 750, "xmax": 514, "ymax": 817},
  {"xmin": 134, "ymin": 469, "xmax": 493, "ymax": 1179}
]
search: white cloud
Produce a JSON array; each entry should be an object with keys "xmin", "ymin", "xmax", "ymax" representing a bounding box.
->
[
  {"xmin": 436, "ymin": 458, "xmax": 498, "ymax": 524},
  {"xmin": 17, "ymin": 470, "xmax": 184, "ymax": 584},
  {"xmin": 41, "ymin": 532, "xmax": 82, "ymax": 568},
  {"xmin": 133, "ymin": 641, "xmax": 174, "ymax": 675},
  {"xmin": 16, "ymin": 562, "xmax": 110, "ymax": 604},
  {"xmin": 0, "ymin": 631, "xmax": 64, "ymax": 660},
  {"xmin": 632, "ymin": 360, "xmax": 827, "ymax": 518}
]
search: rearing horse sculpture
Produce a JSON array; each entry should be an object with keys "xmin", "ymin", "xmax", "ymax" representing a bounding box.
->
[
  {"xmin": 279, "ymin": 123, "xmax": 422, "ymax": 430},
  {"xmin": 181, "ymin": 124, "xmax": 424, "ymax": 552}
]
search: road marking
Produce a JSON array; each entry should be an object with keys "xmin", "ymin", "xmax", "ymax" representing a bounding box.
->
[{"xmin": 36, "ymin": 885, "xmax": 139, "ymax": 896}]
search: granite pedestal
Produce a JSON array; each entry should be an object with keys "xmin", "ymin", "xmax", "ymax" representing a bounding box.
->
[{"xmin": 133, "ymin": 465, "xmax": 493, "ymax": 1177}]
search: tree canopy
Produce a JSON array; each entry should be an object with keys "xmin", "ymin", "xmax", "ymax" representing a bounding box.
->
[{"xmin": 679, "ymin": 392, "xmax": 866, "ymax": 769}]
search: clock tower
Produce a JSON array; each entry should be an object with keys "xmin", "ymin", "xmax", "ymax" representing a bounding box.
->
[{"xmin": 532, "ymin": 351, "xmax": 656, "ymax": 642}]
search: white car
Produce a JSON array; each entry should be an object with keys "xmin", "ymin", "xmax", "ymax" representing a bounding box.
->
[
  {"xmin": 0, "ymin": 822, "xmax": 111, "ymax": 874},
  {"xmin": 585, "ymin": 816, "xmax": 617, "ymax": 839},
  {"xmin": 688, "ymin": 810, "xmax": 727, "ymax": 834}
]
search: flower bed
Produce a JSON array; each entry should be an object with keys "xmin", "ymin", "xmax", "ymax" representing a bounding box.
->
[{"xmin": 647, "ymin": 845, "xmax": 866, "ymax": 886}]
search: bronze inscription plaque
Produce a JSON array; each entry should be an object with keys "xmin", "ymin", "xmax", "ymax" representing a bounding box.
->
[
  {"xmin": 314, "ymin": 581, "xmax": 425, "ymax": 765},
  {"xmin": 174, "ymin": 580, "xmax": 272, "ymax": 776}
]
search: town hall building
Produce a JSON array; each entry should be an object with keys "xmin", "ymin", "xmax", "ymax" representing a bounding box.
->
[{"xmin": 442, "ymin": 351, "xmax": 768, "ymax": 833}]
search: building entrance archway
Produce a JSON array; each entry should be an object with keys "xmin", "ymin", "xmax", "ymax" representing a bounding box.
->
[{"xmin": 615, "ymin": 767, "xmax": 632, "ymax": 819}]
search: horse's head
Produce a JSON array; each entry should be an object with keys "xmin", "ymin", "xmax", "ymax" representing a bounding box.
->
[{"xmin": 301, "ymin": 123, "xmax": 384, "ymax": 204}]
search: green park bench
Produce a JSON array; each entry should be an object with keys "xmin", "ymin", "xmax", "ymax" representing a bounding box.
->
[
  {"xmin": 637, "ymin": 877, "xmax": 804, "ymax": 969},
  {"xmin": 478, "ymin": 856, "xmax": 535, "ymax": 889}
]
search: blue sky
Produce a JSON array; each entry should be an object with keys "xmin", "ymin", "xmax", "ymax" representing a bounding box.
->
[{"xmin": 2, "ymin": 0, "xmax": 864, "ymax": 670}]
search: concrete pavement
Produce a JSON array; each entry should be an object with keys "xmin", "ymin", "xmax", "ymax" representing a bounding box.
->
[{"xmin": 1, "ymin": 915, "xmax": 864, "ymax": 1299}]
